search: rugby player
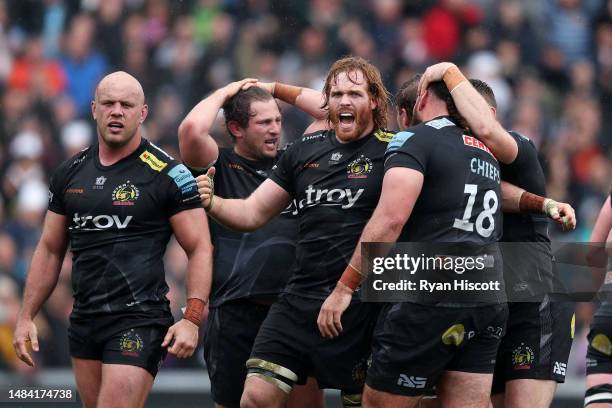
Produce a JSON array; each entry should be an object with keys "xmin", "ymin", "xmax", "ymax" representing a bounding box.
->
[
  {"xmin": 12, "ymin": 72, "xmax": 212, "ymax": 408},
  {"xmin": 585, "ymin": 192, "xmax": 612, "ymax": 407},
  {"xmin": 197, "ymin": 56, "xmax": 393, "ymax": 408},
  {"xmin": 319, "ymin": 77, "xmax": 509, "ymax": 407},
  {"xmin": 178, "ymin": 79, "xmax": 325, "ymax": 408},
  {"xmin": 417, "ymin": 64, "xmax": 576, "ymax": 408}
]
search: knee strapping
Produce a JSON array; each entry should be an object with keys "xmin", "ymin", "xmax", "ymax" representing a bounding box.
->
[
  {"xmin": 246, "ymin": 358, "xmax": 298, "ymax": 394},
  {"xmin": 585, "ymin": 383, "xmax": 612, "ymax": 406}
]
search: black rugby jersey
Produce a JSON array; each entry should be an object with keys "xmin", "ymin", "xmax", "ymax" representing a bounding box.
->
[
  {"xmin": 500, "ymin": 131, "xmax": 549, "ymax": 243},
  {"xmin": 48, "ymin": 138, "xmax": 201, "ymax": 316},
  {"xmin": 269, "ymin": 128, "xmax": 393, "ymax": 299},
  {"xmin": 207, "ymin": 148, "xmax": 298, "ymax": 307},
  {"xmin": 385, "ymin": 116, "xmax": 502, "ymax": 244},
  {"xmin": 385, "ymin": 116, "xmax": 504, "ymax": 304},
  {"xmin": 499, "ymin": 131, "xmax": 554, "ymax": 301}
]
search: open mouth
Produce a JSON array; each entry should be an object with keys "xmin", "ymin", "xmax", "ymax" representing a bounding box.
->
[
  {"xmin": 108, "ymin": 121, "xmax": 124, "ymax": 131},
  {"xmin": 264, "ymin": 138, "xmax": 278, "ymax": 147},
  {"xmin": 339, "ymin": 112, "xmax": 355, "ymax": 128}
]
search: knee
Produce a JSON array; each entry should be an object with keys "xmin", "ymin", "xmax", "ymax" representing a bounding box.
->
[{"xmin": 240, "ymin": 386, "xmax": 274, "ymax": 408}]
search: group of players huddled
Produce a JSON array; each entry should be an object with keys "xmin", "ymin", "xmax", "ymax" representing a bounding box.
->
[{"xmin": 10, "ymin": 55, "xmax": 612, "ymax": 408}]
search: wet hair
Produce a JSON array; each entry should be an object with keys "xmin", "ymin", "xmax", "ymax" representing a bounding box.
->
[
  {"xmin": 223, "ymin": 87, "xmax": 277, "ymax": 140},
  {"xmin": 321, "ymin": 56, "xmax": 390, "ymax": 130},
  {"xmin": 395, "ymin": 73, "xmax": 422, "ymax": 114},
  {"xmin": 469, "ymin": 78, "xmax": 497, "ymax": 108}
]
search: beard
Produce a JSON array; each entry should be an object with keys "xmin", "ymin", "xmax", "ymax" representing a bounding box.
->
[{"xmin": 330, "ymin": 105, "xmax": 374, "ymax": 143}]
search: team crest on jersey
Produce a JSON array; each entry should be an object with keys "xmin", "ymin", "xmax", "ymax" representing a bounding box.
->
[
  {"xmin": 140, "ymin": 150, "xmax": 168, "ymax": 172},
  {"xmin": 347, "ymin": 154, "xmax": 372, "ymax": 179},
  {"xmin": 112, "ymin": 181, "xmax": 140, "ymax": 206},
  {"xmin": 512, "ymin": 343, "xmax": 534, "ymax": 369},
  {"xmin": 119, "ymin": 329, "xmax": 144, "ymax": 357}
]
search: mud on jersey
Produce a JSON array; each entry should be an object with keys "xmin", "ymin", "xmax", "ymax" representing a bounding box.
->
[
  {"xmin": 206, "ymin": 148, "xmax": 298, "ymax": 307},
  {"xmin": 48, "ymin": 138, "xmax": 201, "ymax": 316},
  {"xmin": 269, "ymin": 128, "xmax": 394, "ymax": 299}
]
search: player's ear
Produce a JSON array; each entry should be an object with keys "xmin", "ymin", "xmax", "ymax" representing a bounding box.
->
[
  {"xmin": 140, "ymin": 104, "xmax": 149, "ymax": 124},
  {"xmin": 490, "ymin": 106, "xmax": 497, "ymax": 118},
  {"xmin": 91, "ymin": 100, "xmax": 96, "ymax": 120},
  {"xmin": 370, "ymin": 95, "xmax": 378, "ymax": 111},
  {"xmin": 227, "ymin": 120, "xmax": 244, "ymax": 139}
]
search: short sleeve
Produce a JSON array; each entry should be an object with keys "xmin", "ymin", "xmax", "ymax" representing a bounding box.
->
[
  {"xmin": 268, "ymin": 141, "xmax": 299, "ymax": 195},
  {"xmin": 507, "ymin": 131, "xmax": 535, "ymax": 170},
  {"xmin": 384, "ymin": 130, "xmax": 430, "ymax": 174},
  {"xmin": 164, "ymin": 163, "xmax": 202, "ymax": 217},
  {"xmin": 47, "ymin": 169, "xmax": 67, "ymax": 215}
]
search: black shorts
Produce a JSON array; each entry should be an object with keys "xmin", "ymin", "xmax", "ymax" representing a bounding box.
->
[
  {"xmin": 68, "ymin": 310, "xmax": 173, "ymax": 377},
  {"xmin": 203, "ymin": 300, "xmax": 272, "ymax": 407},
  {"xmin": 586, "ymin": 316, "xmax": 612, "ymax": 375},
  {"xmin": 491, "ymin": 300, "xmax": 574, "ymax": 394},
  {"xmin": 250, "ymin": 293, "xmax": 380, "ymax": 393},
  {"xmin": 366, "ymin": 302, "xmax": 508, "ymax": 397}
]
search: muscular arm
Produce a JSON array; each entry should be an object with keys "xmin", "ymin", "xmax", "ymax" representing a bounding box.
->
[
  {"xmin": 19, "ymin": 211, "xmax": 68, "ymax": 320},
  {"xmin": 419, "ymin": 63, "xmax": 518, "ymax": 164},
  {"xmin": 317, "ymin": 167, "xmax": 423, "ymax": 338},
  {"xmin": 170, "ymin": 208, "xmax": 213, "ymax": 303},
  {"xmin": 207, "ymin": 178, "xmax": 292, "ymax": 232},
  {"xmin": 347, "ymin": 168, "xmax": 424, "ymax": 277},
  {"xmin": 14, "ymin": 211, "xmax": 68, "ymax": 365},
  {"xmin": 178, "ymin": 79, "xmax": 257, "ymax": 169}
]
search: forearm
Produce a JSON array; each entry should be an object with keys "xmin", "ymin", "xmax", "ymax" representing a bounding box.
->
[
  {"xmin": 500, "ymin": 181, "xmax": 524, "ymax": 212},
  {"xmin": 208, "ymin": 195, "xmax": 267, "ymax": 232},
  {"xmin": 342, "ymin": 216, "xmax": 404, "ymax": 289},
  {"xmin": 178, "ymin": 90, "xmax": 225, "ymax": 168},
  {"xmin": 20, "ymin": 245, "xmax": 65, "ymax": 319},
  {"xmin": 442, "ymin": 66, "xmax": 517, "ymax": 164},
  {"xmin": 184, "ymin": 243, "xmax": 213, "ymax": 302},
  {"xmin": 273, "ymin": 82, "xmax": 327, "ymax": 120}
]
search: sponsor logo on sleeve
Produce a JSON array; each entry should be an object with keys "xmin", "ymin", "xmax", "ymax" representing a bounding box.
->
[
  {"xmin": 140, "ymin": 150, "xmax": 168, "ymax": 172},
  {"xmin": 168, "ymin": 164, "xmax": 198, "ymax": 196},
  {"xmin": 386, "ymin": 131, "xmax": 414, "ymax": 153}
]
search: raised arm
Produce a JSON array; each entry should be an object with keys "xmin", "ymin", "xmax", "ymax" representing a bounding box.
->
[
  {"xmin": 418, "ymin": 62, "xmax": 518, "ymax": 164},
  {"xmin": 162, "ymin": 207, "xmax": 213, "ymax": 358},
  {"xmin": 13, "ymin": 211, "xmax": 69, "ymax": 366},
  {"xmin": 197, "ymin": 168, "xmax": 292, "ymax": 232},
  {"xmin": 256, "ymin": 81, "xmax": 329, "ymax": 133},
  {"xmin": 178, "ymin": 79, "xmax": 257, "ymax": 169}
]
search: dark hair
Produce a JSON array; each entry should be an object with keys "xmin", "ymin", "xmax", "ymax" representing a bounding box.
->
[
  {"xmin": 469, "ymin": 78, "xmax": 497, "ymax": 108},
  {"xmin": 396, "ymin": 73, "xmax": 422, "ymax": 113},
  {"xmin": 322, "ymin": 56, "xmax": 390, "ymax": 130},
  {"xmin": 426, "ymin": 80, "xmax": 468, "ymax": 129},
  {"xmin": 223, "ymin": 87, "xmax": 276, "ymax": 140}
]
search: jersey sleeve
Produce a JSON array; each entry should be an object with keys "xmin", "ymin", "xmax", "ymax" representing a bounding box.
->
[
  {"xmin": 268, "ymin": 140, "xmax": 299, "ymax": 195},
  {"xmin": 47, "ymin": 166, "xmax": 68, "ymax": 215},
  {"xmin": 164, "ymin": 162, "xmax": 202, "ymax": 217},
  {"xmin": 384, "ymin": 130, "xmax": 430, "ymax": 174},
  {"xmin": 507, "ymin": 131, "xmax": 536, "ymax": 170}
]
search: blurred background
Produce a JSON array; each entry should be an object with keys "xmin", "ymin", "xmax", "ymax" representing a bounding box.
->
[{"xmin": 0, "ymin": 0, "xmax": 609, "ymax": 406}]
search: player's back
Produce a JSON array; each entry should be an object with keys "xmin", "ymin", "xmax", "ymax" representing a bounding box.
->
[{"xmin": 386, "ymin": 116, "xmax": 502, "ymax": 244}]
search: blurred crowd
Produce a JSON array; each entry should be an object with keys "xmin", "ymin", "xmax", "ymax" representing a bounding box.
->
[{"xmin": 0, "ymin": 0, "xmax": 610, "ymax": 379}]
